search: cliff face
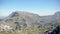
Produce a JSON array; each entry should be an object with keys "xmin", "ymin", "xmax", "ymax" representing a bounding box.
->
[{"xmin": 0, "ymin": 11, "xmax": 60, "ymax": 28}]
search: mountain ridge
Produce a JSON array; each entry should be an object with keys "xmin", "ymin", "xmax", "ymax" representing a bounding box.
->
[{"xmin": 0, "ymin": 11, "xmax": 60, "ymax": 28}]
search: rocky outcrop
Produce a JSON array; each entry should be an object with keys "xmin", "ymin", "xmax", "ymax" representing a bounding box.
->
[{"xmin": 0, "ymin": 11, "xmax": 60, "ymax": 30}]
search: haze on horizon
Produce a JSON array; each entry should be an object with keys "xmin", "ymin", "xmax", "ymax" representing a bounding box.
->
[{"xmin": 0, "ymin": 0, "xmax": 60, "ymax": 17}]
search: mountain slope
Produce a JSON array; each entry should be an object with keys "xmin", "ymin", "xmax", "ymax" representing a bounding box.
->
[
  {"xmin": 2, "ymin": 11, "xmax": 41, "ymax": 28},
  {"xmin": 0, "ymin": 11, "xmax": 60, "ymax": 29}
]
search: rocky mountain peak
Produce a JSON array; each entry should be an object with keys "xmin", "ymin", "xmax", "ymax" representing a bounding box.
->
[
  {"xmin": 55, "ymin": 11, "xmax": 60, "ymax": 15},
  {"xmin": 0, "ymin": 11, "xmax": 60, "ymax": 28}
]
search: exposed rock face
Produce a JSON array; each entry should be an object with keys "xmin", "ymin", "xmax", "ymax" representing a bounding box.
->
[
  {"xmin": 54, "ymin": 12, "xmax": 60, "ymax": 23},
  {"xmin": 0, "ymin": 11, "xmax": 60, "ymax": 29},
  {"xmin": 1, "ymin": 11, "xmax": 41, "ymax": 28},
  {"xmin": 0, "ymin": 24, "xmax": 13, "ymax": 31}
]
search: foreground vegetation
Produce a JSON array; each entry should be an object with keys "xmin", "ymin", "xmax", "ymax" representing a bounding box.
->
[{"xmin": 0, "ymin": 24, "xmax": 58, "ymax": 34}]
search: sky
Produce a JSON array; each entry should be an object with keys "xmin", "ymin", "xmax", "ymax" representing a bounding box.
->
[{"xmin": 0, "ymin": 0, "xmax": 60, "ymax": 17}]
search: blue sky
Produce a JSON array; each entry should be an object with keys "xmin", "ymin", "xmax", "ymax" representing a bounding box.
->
[{"xmin": 0, "ymin": 0, "xmax": 60, "ymax": 17}]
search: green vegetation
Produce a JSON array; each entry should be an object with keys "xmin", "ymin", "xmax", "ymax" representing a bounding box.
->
[{"xmin": 0, "ymin": 24, "xmax": 58, "ymax": 34}]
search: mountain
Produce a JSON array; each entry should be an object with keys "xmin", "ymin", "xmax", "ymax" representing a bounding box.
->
[
  {"xmin": 40, "ymin": 11, "xmax": 60, "ymax": 26},
  {"xmin": 0, "ymin": 11, "xmax": 60, "ymax": 29},
  {"xmin": 0, "ymin": 16, "xmax": 4, "ymax": 21},
  {"xmin": 1, "ymin": 11, "xmax": 41, "ymax": 28},
  {"xmin": 0, "ymin": 16, "xmax": 4, "ymax": 19}
]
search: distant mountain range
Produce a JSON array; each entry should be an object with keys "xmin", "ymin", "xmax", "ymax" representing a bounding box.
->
[
  {"xmin": 0, "ymin": 11, "xmax": 60, "ymax": 28},
  {"xmin": 0, "ymin": 16, "xmax": 4, "ymax": 19}
]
